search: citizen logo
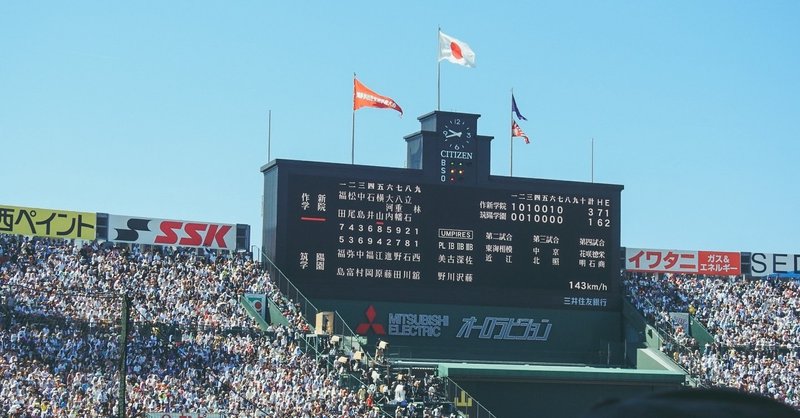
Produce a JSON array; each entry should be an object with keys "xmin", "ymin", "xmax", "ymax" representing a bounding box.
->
[{"xmin": 440, "ymin": 150, "xmax": 473, "ymax": 160}]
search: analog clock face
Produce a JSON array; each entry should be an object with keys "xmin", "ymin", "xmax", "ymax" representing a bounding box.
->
[{"xmin": 442, "ymin": 118, "xmax": 473, "ymax": 151}]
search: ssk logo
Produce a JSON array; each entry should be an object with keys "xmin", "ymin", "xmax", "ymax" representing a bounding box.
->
[
  {"xmin": 113, "ymin": 218, "xmax": 151, "ymax": 242},
  {"xmin": 355, "ymin": 305, "xmax": 386, "ymax": 335},
  {"xmin": 107, "ymin": 215, "xmax": 236, "ymax": 250},
  {"xmin": 154, "ymin": 221, "xmax": 232, "ymax": 248}
]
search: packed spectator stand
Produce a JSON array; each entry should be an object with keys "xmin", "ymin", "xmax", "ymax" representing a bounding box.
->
[
  {"xmin": 625, "ymin": 271, "xmax": 800, "ymax": 408},
  {"xmin": 4, "ymin": 233, "xmax": 800, "ymax": 416},
  {"xmin": 0, "ymin": 235, "xmax": 463, "ymax": 417}
]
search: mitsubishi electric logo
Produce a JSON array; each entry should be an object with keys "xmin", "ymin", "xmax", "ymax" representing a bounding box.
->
[
  {"xmin": 355, "ymin": 305, "xmax": 386, "ymax": 335},
  {"xmin": 388, "ymin": 312, "xmax": 449, "ymax": 337},
  {"xmin": 355, "ymin": 305, "xmax": 450, "ymax": 337}
]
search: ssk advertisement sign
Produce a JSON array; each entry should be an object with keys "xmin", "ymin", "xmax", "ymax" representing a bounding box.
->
[{"xmin": 107, "ymin": 214, "xmax": 237, "ymax": 250}]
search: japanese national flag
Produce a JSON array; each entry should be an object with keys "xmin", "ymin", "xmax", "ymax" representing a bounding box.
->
[{"xmin": 438, "ymin": 30, "xmax": 476, "ymax": 68}]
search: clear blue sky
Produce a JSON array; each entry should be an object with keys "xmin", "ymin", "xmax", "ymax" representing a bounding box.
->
[{"xmin": 2, "ymin": 2, "xmax": 798, "ymax": 253}]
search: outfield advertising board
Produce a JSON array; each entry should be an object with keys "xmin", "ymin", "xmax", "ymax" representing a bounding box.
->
[
  {"xmin": 317, "ymin": 299, "xmax": 623, "ymax": 364},
  {"xmin": 748, "ymin": 252, "xmax": 800, "ymax": 277},
  {"xmin": 0, "ymin": 204, "xmax": 96, "ymax": 240},
  {"xmin": 107, "ymin": 214, "xmax": 237, "ymax": 250},
  {"xmin": 625, "ymin": 247, "xmax": 741, "ymax": 275}
]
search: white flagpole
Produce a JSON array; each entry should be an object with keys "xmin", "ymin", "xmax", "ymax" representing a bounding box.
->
[
  {"xmin": 267, "ymin": 109, "xmax": 272, "ymax": 162},
  {"xmin": 437, "ymin": 27, "xmax": 441, "ymax": 111}
]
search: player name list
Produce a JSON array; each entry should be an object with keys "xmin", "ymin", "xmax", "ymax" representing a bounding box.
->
[{"xmin": 290, "ymin": 177, "xmax": 617, "ymax": 293}]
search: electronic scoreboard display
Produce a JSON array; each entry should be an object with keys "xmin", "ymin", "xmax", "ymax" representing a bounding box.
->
[
  {"xmin": 272, "ymin": 169, "xmax": 621, "ymax": 311},
  {"xmin": 264, "ymin": 110, "xmax": 622, "ymax": 312}
]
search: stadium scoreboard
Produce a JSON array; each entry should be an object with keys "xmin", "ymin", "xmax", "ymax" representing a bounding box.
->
[{"xmin": 262, "ymin": 111, "xmax": 623, "ymax": 311}]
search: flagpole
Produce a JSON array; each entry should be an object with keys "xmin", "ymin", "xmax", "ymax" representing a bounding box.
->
[
  {"xmin": 437, "ymin": 27, "xmax": 441, "ymax": 111},
  {"xmin": 437, "ymin": 61, "xmax": 441, "ymax": 111},
  {"xmin": 591, "ymin": 137, "xmax": 595, "ymax": 183},
  {"xmin": 352, "ymin": 73, "xmax": 356, "ymax": 165},
  {"xmin": 267, "ymin": 109, "xmax": 272, "ymax": 163},
  {"xmin": 510, "ymin": 88, "xmax": 514, "ymax": 177}
]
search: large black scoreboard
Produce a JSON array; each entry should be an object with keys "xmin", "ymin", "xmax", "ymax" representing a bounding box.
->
[{"xmin": 262, "ymin": 111, "xmax": 623, "ymax": 312}]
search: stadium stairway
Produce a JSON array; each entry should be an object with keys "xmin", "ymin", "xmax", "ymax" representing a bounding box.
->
[
  {"xmin": 623, "ymin": 298, "xmax": 697, "ymax": 386},
  {"xmin": 689, "ymin": 315, "xmax": 715, "ymax": 348},
  {"xmin": 254, "ymin": 250, "xmax": 498, "ymax": 418}
]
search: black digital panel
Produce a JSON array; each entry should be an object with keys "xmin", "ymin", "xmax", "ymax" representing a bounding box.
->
[{"xmin": 281, "ymin": 173, "xmax": 621, "ymax": 310}]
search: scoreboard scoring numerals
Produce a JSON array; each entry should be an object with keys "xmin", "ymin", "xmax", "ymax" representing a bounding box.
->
[
  {"xmin": 281, "ymin": 175, "xmax": 621, "ymax": 310},
  {"xmin": 588, "ymin": 208, "xmax": 612, "ymax": 227}
]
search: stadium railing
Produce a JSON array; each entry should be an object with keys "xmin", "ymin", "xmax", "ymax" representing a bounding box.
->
[
  {"xmin": 254, "ymin": 249, "xmax": 397, "ymax": 417},
  {"xmin": 624, "ymin": 284, "xmax": 705, "ymax": 387},
  {"xmin": 254, "ymin": 249, "xmax": 498, "ymax": 418},
  {"xmin": 439, "ymin": 375, "xmax": 498, "ymax": 418},
  {"xmin": 256, "ymin": 249, "xmax": 367, "ymax": 354}
]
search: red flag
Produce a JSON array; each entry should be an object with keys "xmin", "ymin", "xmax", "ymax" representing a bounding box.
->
[
  {"xmin": 353, "ymin": 78, "xmax": 403, "ymax": 115},
  {"xmin": 512, "ymin": 120, "xmax": 530, "ymax": 144}
]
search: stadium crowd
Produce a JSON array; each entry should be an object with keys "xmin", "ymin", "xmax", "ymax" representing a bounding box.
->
[
  {"xmin": 7, "ymin": 231, "xmax": 799, "ymax": 415},
  {"xmin": 625, "ymin": 272, "xmax": 800, "ymax": 408},
  {"xmin": 0, "ymin": 234, "xmax": 456, "ymax": 417}
]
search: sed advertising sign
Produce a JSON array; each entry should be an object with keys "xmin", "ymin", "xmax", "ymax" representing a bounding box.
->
[{"xmin": 749, "ymin": 253, "xmax": 800, "ymax": 277}]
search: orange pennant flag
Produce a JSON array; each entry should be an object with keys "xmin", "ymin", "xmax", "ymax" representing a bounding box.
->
[{"xmin": 353, "ymin": 78, "xmax": 403, "ymax": 115}]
